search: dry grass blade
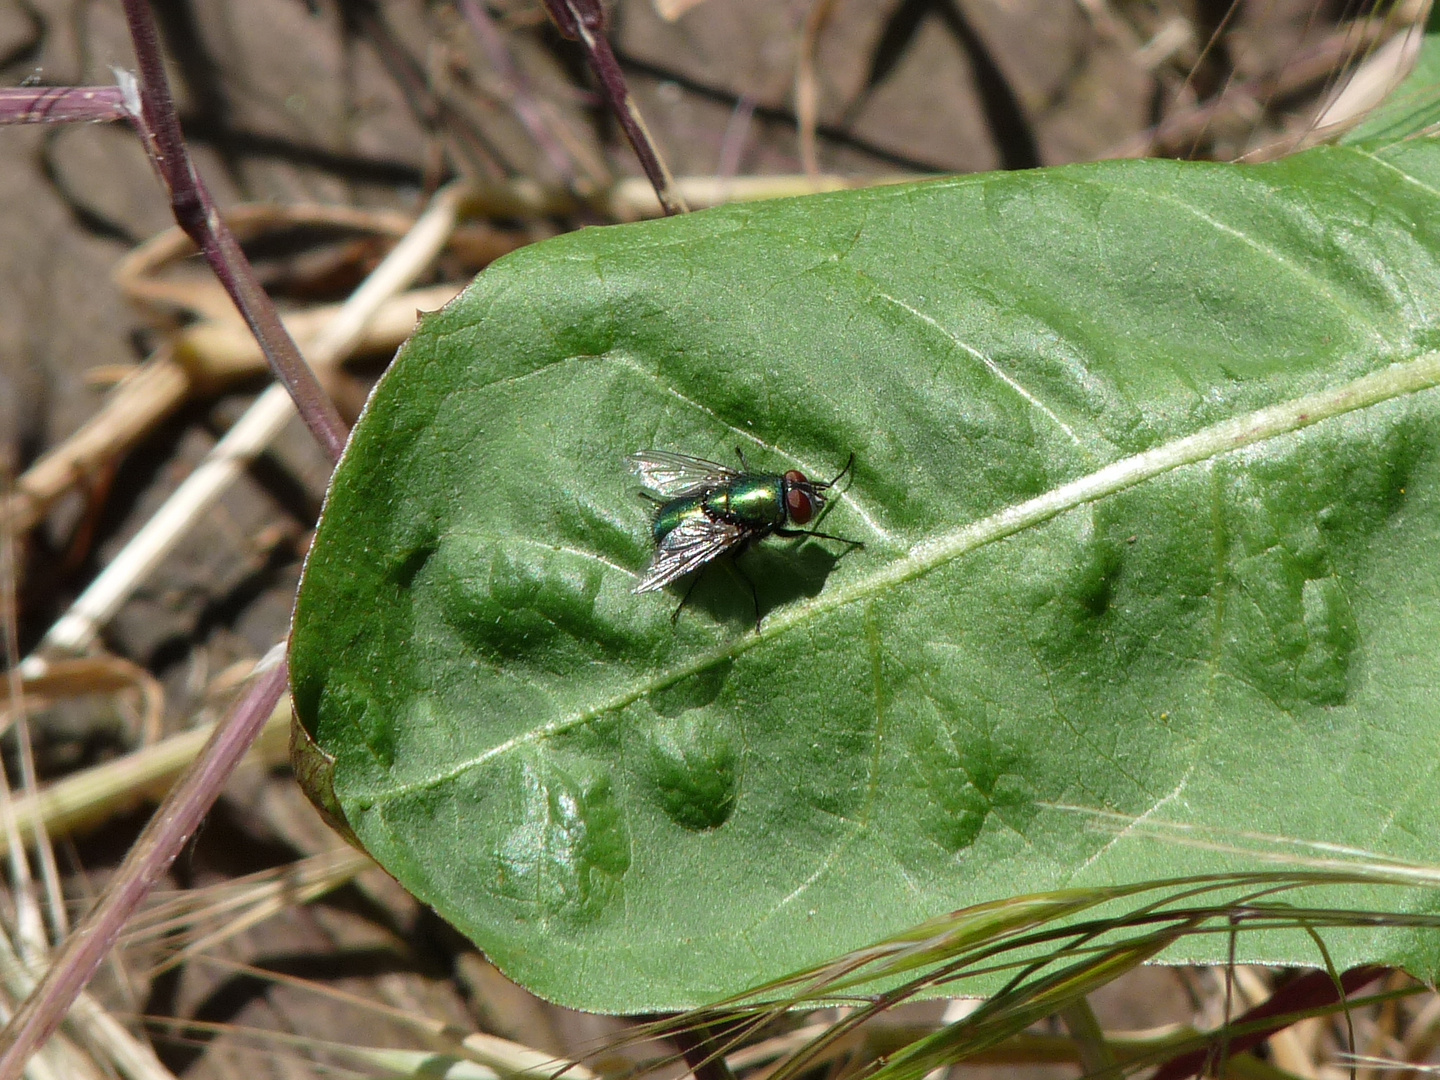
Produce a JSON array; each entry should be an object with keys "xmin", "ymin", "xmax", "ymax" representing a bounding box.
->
[
  {"xmin": 7, "ymin": 655, "xmax": 165, "ymax": 746},
  {"xmin": 1, "ymin": 468, "xmax": 52, "ymax": 961},
  {"xmin": 173, "ymin": 283, "xmax": 466, "ymax": 392},
  {"xmin": 0, "ymin": 652, "xmax": 288, "ymax": 1078},
  {"xmin": 1110, "ymin": 1, "xmax": 1428, "ymax": 159},
  {"xmin": 653, "ymin": 0, "xmax": 712, "ymax": 20},
  {"xmin": 794, "ymin": 0, "xmax": 836, "ymax": 178},
  {"xmin": 112, "ymin": 203, "xmax": 415, "ymax": 317},
  {"xmin": 608, "ymin": 860, "xmax": 1440, "ymax": 1080},
  {"xmin": 149, "ymin": 1017, "xmax": 511, "ymax": 1080},
  {"xmin": 458, "ymin": 173, "xmax": 893, "ymax": 222},
  {"xmin": 0, "ymin": 355, "xmax": 189, "ymax": 539},
  {"xmin": 1314, "ymin": 17, "xmax": 1428, "ymax": 132},
  {"xmin": 186, "ymin": 956, "xmax": 598, "ymax": 1080},
  {"xmin": 125, "ymin": 846, "xmax": 373, "ymax": 971},
  {"xmin": 0, "ymin": 697, "xmax": 288, "ymax": 857},
  {"xmin": 31, "ymin": 180, "xmax": 477, "ymax": 660}
]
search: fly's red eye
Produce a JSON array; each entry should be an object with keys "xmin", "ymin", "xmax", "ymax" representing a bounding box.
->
[
  {"xmin": 786, "ymin": 487, "xmax": 813, "ymax": 524},
  {"xmin": 784, "ymin": 469, "xmax": 806, "ymax": 483}
]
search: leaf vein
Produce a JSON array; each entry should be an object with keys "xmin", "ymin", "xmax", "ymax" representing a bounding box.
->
[
  {"xmin": 870, "ymin": 289, "xmax": 1083, "ymax": 446},
  {"xmin": 1101, "ymin": 180, "xmax": 1389, "ymax": 347}
]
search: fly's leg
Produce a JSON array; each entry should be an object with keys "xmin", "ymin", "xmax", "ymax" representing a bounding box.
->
[
  {"xmin": 719, "ymin": 537, "xmax": 760, "ymax": 631},
  {"xmin": 670, "ymin": 571, "xmax": 705, "ymax": 626},
  {"xmin": 726, "ymin": 558, "xmax": 761, "ymax": 632},
  {"xmin": 734, "ymin": 446, "xmax": 752, "ymax": 472},
  {"xmin": 775, "ymin": 526, "xmax": 864, "ymax": 550},
  {"xmin": 668, "ymin": 538, "xmax": 760, "ymax": 631}
]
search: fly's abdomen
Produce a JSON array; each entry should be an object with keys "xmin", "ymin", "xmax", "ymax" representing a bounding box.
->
[{"xmin": 652, "ymin": 494, "xmax": 707, "ymax": 544}]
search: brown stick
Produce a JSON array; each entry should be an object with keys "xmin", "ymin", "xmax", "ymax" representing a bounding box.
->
[{"xmin": 118, "ymin": 0, "xmax": 349, "ymax": 463}]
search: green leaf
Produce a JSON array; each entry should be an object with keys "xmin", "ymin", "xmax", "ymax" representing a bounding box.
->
[{"xmin": 291, "ymin": 136, "xmax": 1440, "ymax": 1012}]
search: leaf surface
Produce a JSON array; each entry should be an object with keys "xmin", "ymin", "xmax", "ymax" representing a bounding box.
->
[{"xmin": 291, "ymin": 136, "xmax": 1440, "ymax": 1011}]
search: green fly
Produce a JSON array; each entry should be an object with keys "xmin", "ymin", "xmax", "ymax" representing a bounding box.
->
[{"xmin": 628, "ymin": 448, "xmax": 861, "ymax": 627}]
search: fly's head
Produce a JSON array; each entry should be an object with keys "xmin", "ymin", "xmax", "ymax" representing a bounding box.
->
[
  {"xmin": 781, "ymin": 453, "xmax": 854, "ymax": 527},
  {"xmin": 782, "ymin": 470, "xmax": 823, "ymax": 525}
]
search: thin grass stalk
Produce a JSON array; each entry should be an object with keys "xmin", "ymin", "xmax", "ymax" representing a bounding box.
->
[
  {"xmin": 132, "ymin": 848, "xmax": 373, "ymax": 973},
  {"xmin": 0, "ymin": 921, "xmax": 173, "ymax": 1080},
  {"xmin": 751, "ymin": 954, "xmax": 1410, "ymax": 1080},
  {"xmin": 6, "ymin": 713, "xmax": 65, "ymax": 945},
  {"xmin": 146, "ymin": 1017, "xmax": 510, "ymax": 1080},
  {"xmin": 616, "ymin": 881, "xmax": 1246, "ymax": 1062},
  {"xmin": 0, "ymin": 652, "xmax": 289, "ymax": 1079},
  {"xmin": 673, "ymin": 1024, "xmax": 740, "ymax": 1080},
  {"xmin": 117, "ymin": 0, "xmax": 348, "ymax": 463},
  {"xmin": 0, "ymin": 480, "xmax": 42, "ymax": 967},
  {"xmin": 1059, "ymin": 998, "xmax": 1116, "ymax": 1078},
  {"xmin": 1151, "ymin": 967, "xmax": 1388, "ymax": 1080},
  {"xmin": 794, "ymin": 0, "xmax": 834, "ymax": 178},
  {"xmin": 637, "ymin": 877, "xmax": 1438, "ymax": 1080},
  {"xmin": 354, "ymin": 2, "xmax": 507, "ymax": 182},
  {"xmin": 1088, "ymin": 986, "xmax": 1428, "ymax": 1080},
  {"xmin": 864, "ymin": 927, "xmax": 1191, "ymax": 1080},
  {"xmin": 188, "ymin": 954, "xmax": 597, "ymax": 1080},
  {"xmin": 0, "ymin": 519, "xmax": 65, "ymax": 943},
  {"xmin": 0, "ymin": 699, "xmax": 289, "ymax": 853},
  {"xmin": 539, "ymin": 0, "xmax": 688, "ymax": 215}
]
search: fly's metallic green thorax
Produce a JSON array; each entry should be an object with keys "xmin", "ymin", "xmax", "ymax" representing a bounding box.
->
[
  {"xmin": 651, "ymin": 474, "xmax": 787, "ymax": 546},
  {"xmin": 712, "ymin": 474, "xmax": 789, "ymax": 530},
  {"xmin": 627, "ymin": 449, "xmax": 862, "ymax": 629}
]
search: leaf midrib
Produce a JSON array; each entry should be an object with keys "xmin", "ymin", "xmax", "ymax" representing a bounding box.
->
[{"xmin": 368, "ymin": 352, "xmax": 1440, "ymax": 807}]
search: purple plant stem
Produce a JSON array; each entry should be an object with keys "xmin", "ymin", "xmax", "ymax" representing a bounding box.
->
[
  {"xmin": 539, "ymin": 0, "xmax": 688, "ymax": 215},
  {"xmin": 0, "ymin": 1, "xmax": 350, "ymax": 1071},
  {"xmin": 716, "ymin": 93, "xmax": 756, "ymax": 179},
  {"xmin": 1149, "ymin": 965, "xmax": 1387, "ymax": 1080},
  {"xmin": 0, "ymin": 87, "xmax": 129, "ymax": 125},
  {"xmin": 119, "ymin": 0, "xmax": 349, "ymax": 464},
  {"xmin": 456, "ymin": 0, "xmax": 578, "ymax": 186},
  {"xmin": 0, "ymin": 659, "xmax": 289, "ymax": 1078}
]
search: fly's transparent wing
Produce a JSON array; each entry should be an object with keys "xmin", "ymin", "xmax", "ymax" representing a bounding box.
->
[
  {"xmin": 634, "ymin": 516, "xmax": 746, "ymax": 593},
  {"xmin": 627, "ymin": 450, "xmax": 737, "ymax": 498}
]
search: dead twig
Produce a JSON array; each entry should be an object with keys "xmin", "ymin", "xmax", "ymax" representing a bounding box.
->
[
  {"xmin": 118, "ymin": 0, "xmax": 348, "ymax": 463},
  {"xmin": 540, "ymin": 0, "xmax": 688, "ymax": 215}
]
